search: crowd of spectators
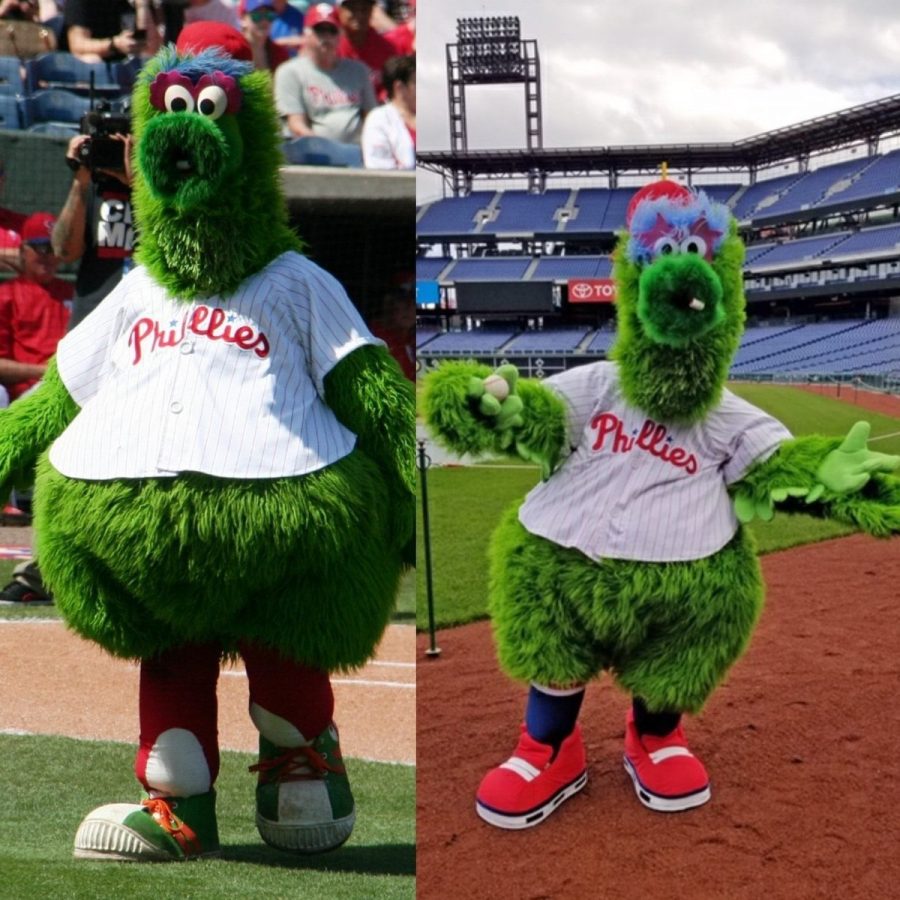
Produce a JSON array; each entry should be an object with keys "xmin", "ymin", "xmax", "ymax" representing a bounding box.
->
[
  {"xmin": 0, "ymin": 1, "xmax": 415, "ymax": 169},
  {"xmin": 272, "ymin": 1, "xmax": 414, "ymax": 169}
]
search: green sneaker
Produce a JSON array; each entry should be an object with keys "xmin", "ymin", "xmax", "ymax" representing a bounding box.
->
[
  {"xmin": 73, "ymin": 791, "xmax": 220, "ymax": 861},
  {"xmin": 250, "ymin": 722, "xmax": 356, "ymax": 853}
]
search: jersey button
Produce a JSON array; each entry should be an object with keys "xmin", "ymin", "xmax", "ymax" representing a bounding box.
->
[
  {"xmin": 169, "ymin": 401, "xmax": 183, "ymax": 414},
  {"xmin": 180, "ymin": 341, "xmax": 194, "ymax": 355}
]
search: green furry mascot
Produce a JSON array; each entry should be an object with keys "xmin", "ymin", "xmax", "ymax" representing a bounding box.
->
[
  {"xmin": 424, "ymin": 179, "xmax": 899, "ymax": 828},
  {"xmin": 0, "ymin": 40, "xmax": 413, "ymax": 860}
]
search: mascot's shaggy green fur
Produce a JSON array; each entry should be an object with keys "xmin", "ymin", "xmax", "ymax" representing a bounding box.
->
[
  {"xmin": 425, "ymin": 180, "xmax": 899, "ymax": 826},
  {"xmin": 0, "ymin": 43, "xmax": 413, "ymax": 860}
]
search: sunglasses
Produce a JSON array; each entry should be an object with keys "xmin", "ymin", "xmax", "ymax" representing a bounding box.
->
[
  {"xmin": 250, "ymin": 9, "xmax": 277, "ymax": 22},
  {"xmin": 25, "ymin": 242, "xmax": 54, "ymax": 255}
]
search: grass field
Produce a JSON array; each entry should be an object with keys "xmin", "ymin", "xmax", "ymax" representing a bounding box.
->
[
  {"xmin": 0, "ymin": 735, "xmax": 414, "ymax": 899},
  {"xmin": 0, "ymin": 565, "xmax": 416, "ymax": 895},
  {"xmin": 416, "ymin": 383, "xmax": 899, "ymax": 630}
]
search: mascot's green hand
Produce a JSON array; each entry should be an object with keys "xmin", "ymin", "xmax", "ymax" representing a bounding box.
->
[
  {"xmin": 815, "ymin": 421, "xmax": 900, "ymax": 495},
  {"xmin": 733, "ymin": 491, "xmax": 775, "ymax": 524},
  {"xmin": 466, "ymin": 364, "xmax": 524, "ymax": 444}
]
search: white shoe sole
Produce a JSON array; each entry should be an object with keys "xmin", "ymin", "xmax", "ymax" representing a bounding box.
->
[
  {"xmin": 256, "ymin": 808, "xmax": 356, "ymax": 853},
  {"xmin": 623, "ymin": 756, "xmax": 711, "ymax": 812},
  {"xmin": 73, "ymin": 819, "xmax": 220, "ymax": 862},
  {"xmin": 475, "ymin": 769, "xmax": 587, "ymax": 830}
]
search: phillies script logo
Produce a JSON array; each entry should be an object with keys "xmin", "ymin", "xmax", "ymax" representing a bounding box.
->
[
  {"xmin": 568, "ymin": 278, "xmax": 616, "ymax": 303},
  {"xmin": 129, "ymin": 305, "xmax": 270, "ymax": 365},
  {"xmin": 590, "ymin": 412, "xmax": 698, "ymax": 474}
]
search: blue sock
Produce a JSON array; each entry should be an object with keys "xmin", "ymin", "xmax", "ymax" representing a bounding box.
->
[{"xmin": 525, "ymin": 683, "xmax": 585, "ymax": 749}]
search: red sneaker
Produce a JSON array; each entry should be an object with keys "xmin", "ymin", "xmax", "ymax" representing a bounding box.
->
[
  {"xmin": 475, "ymin": 724, "xmax": 587, "ymax": 829},
  {"xmin": 623, "ymin": 710, "xmax": 710, "ymax": 812}
]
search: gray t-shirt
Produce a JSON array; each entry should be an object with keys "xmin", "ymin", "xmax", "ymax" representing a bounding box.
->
[{"xmin": 274, "ymin": 55, "xmax": 376, "ymax": 144}]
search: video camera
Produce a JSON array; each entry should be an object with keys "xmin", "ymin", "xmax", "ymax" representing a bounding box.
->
[{"xmin": 76, "ymin": 104, "xmax": 131, "ymax": 172}]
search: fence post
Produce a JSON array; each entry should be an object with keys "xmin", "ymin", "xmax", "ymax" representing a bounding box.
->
[{"xmin": 417, "ymin": 439, "xmax": 441, "ymax": 658}]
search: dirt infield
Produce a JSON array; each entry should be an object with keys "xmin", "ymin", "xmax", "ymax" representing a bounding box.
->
[
  {"xmin": 1, "ymin": 620, "xmax": 414, "ymax": 765},
  {"xmin": 416, "ymin": 534, "xmax": 900, "ymax": 900},
  {"xmin": 790, "ymin": 382, "xmax": 900, "ymax": 418}
]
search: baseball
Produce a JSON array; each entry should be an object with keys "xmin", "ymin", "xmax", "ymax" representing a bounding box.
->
[{"xmin": 484, "ymin": 374, "xmax": 510, "ymax": 401}]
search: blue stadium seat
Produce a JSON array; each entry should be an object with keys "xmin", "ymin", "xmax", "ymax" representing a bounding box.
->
[
  {"xmin": 481, "ymin": 189, "xmax": 570, "ymax": 234},
  {"xmin": 115, "ymin": 55, "xmax": 144, "ymax": 92},
  {"xmin": 417, "ymin": 193, "xmax": 496, "ymax": 236},
  {"xmin": 448, "ymin": 257, "xmax": 531, "ymax": 281},
  {"xmin": 0, "ymin": 93, "xmax": 21, "ymax": 130},
  {"xmin": 503, "ymin": 328, "xmax": 590, "ymax": 353},
  {"xmin": 416, "ymin": 257, "xmax": 451, "ymax": 280},
  {"xmin": 21, "ymin": 88, "xmax": 92, "ymax": 129},
  {"xmin": 0, "ymin": 56, "xmax": 24, "ymax": 95},
  {"xmin": 282, "ymin": 136, "xmax": 362, "ymax": 168},
  {"xmin": 25, "ymin": 52, "xmax": 121, "ymax": 97}
]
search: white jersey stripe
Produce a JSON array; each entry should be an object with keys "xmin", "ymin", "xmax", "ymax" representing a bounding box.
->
[
  {"xmin": 51, "ymin": 252, "xmax": 384, "ymax": 481},
  {"xmin": 518, "ymin": 362, "xmax": 791, "ymax": 562}
]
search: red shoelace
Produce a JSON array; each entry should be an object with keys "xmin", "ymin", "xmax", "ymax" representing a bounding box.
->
[
  {"xmin": 249, "ymin": 744, "xmax": 346, "ymax": 784},
  {"xmin": 142, "ymin": 797, "xmax": 203, "ymax": 857}
]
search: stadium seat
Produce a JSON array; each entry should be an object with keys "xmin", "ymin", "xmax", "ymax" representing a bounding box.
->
[
  {"xmin": 282, "ymin": 136, "xmax": 363, "ymax": 168},
  {"xmin": 115, "ymin": 55, "xmax": 144, "ymax": 93},
  {"xmin": 0, "ymin": 56, "xmax": 24, "ymax": 95},
  {"xmin": 0, "ymin": 93, "xmax": 20, "ymax": 130},
  {"xmin": 21, "ymin": 88, "xmax": 91, "ymax": 129},
  {"xmin": 25, "ymin": 52, "xmax": 121, "ymax": 97}
]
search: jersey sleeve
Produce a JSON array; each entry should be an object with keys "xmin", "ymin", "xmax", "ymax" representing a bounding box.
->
[
  {"xmin": 273, "ymin": 62, "xmax": 307, "ymax": 119},
  {"xmin": 361, "ymin": 108, "xmax": 394, "ymax": 169},
  {"xmin": 543, "ymin": 363, "xmax": 611, "ymax": 447},
  {"xmin": 287, "ymin": 257, "xmax": 384, "ymax": 396},
  {"xmin": 53, "ymin": 272, "xmax": 131, "ymax": 407},
  {"xmin": 712, "ymin": 390, "xmax": 793, "ymax": 485}
]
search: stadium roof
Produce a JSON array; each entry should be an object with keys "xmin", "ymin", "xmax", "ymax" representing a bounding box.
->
[{"xmin": 418, "ymin": 93, "xmax": 900, "ymax": 180}]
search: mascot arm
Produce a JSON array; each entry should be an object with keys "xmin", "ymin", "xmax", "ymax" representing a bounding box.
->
[
  {"xmin": 324, "ymin": 344, "xmax": 415, "ymax": 559},
  {"xmin": 423, "ymin": 361, "xmax": 567, "ymax": 479},
  {"xmin": 732, "ymin": 421, "xmax": 900, "ymax": 536},
  {"xmin": 0, "ymin": 357, "xmax": 79, "ymax": 493}
]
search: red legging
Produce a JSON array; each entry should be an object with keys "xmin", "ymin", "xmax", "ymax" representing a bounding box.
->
[{"xmin": 135, "ymin": 641, "xmax": 334, "ymax": 795}]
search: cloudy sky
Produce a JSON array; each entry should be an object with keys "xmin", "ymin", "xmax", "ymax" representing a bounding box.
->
[{"xmin": 417, "ymin": 0, "xmax": 900, "ymax": 202}]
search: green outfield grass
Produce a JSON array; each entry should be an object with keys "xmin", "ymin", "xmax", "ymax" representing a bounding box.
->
[
  {"xmin": 416, "ymin": 383, "xmax": 899, "ymax": 630},
  {"xmin": 0, "ymin": 734, "xmax": 414, "ymax": 899}
]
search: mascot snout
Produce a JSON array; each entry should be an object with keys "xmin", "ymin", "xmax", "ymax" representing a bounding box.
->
[
  {"xmin": 138, "ymin": 114, "xmax": 239, "ymax": 208},
  {"xmin": 637, "ymin": 252, "xmax": 725, "ymax": 347}
]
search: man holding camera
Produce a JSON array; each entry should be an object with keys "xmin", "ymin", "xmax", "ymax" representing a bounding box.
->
[
  {"xmin": 0, "ymin": 124, "xmax": 134, "ymax": 604},
  {"xmin": 53, "ymin": 128, "xmax": 133, "ymax": 327},
  {"xmin": 64, "ymin": 0, "xmax": 160, "ymax": 62}
]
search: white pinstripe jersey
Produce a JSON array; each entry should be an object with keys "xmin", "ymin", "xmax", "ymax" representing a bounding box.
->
[
  {"xmin": 49, "ymin": 252, "xmax": 382, "ymax": 480},
  {"xmin": 517, "ymin": 362, "xmax": 791, "ymax": 562}
]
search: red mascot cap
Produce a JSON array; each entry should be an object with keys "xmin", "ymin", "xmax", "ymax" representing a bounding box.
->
[
  {"xmin": 175, "ymin": 22, "xmax": 253, "ymax": 62},
  {"xmin": 625, "ymin": 179, "xmax": 694, "ymax": 228}
]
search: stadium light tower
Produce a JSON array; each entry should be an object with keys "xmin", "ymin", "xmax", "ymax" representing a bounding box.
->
[{"xmin": 446, "ymin": 16, "xmax": 543, "ymax": 193}]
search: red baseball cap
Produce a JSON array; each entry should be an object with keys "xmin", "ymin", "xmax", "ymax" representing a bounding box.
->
[
  {"xmin": 21, "ymin": 211, "xmax": 56, "ymax": 244},
  {"xmin": 305, "ymin": 3, "xmax": 341, "ymax": 29},
  {"xmin": 625, "ymin": 180, "xmax": 693, "ymax": 227},
  {"xmin": 175, "ymin": 21, "xmax": 253, "ymax": 62}
]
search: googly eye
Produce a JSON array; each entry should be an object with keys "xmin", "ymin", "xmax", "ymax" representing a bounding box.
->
[
  {"xmin": 653, "ymin": 237, "xmax": 678, "ymax": 257},
  {"xmin": 196, "ymin": 85, "xmax": 229, "ymax": 120},
  {"xmin": 681, "ymin": 235, "xmax": 708, "ymax": 257},
  {"xmin": 164, "ymin": 84, "xmax": 195, "ymax": 114}
]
